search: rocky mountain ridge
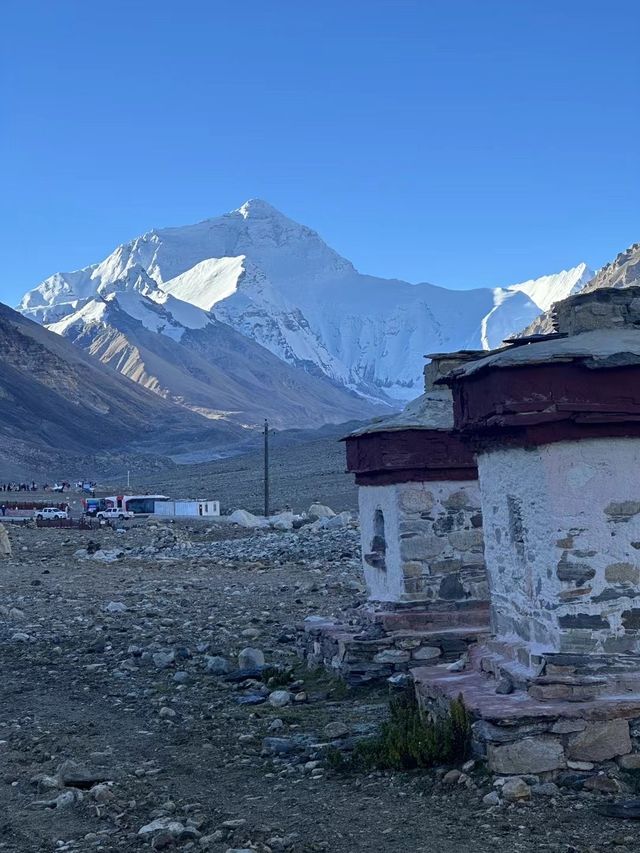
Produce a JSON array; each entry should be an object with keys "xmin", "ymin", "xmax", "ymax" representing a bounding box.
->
[
  {"xmin": 521, "ymin": 242, "xmax": 640, "ymax": 336},
  {"xmin": 49, "ymin": 287, "xmax": 384, "ymax": 430},
  {"xmin": 0, "ymin": 302, "xmax": 251, "ymax": 477}
]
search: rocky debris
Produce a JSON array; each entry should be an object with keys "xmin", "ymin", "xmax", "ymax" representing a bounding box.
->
[
  {"xmin": 75, "ymin": 546, "xmax": 124, "ymax": 562},
  {"xmin": 446, "ymin": 654, "xmax": 467, "ymax": 672},
  {"xmin": 2, "ymin": 520, "xmax": 640, "ymax": 853},
  {"xmin": 30, "ymin": 789, "xmax": 84, "ymax": 810},
  {"xmin": 226, "ymin": 505, "xmax": 356, "ymax": 536},
  {"xmin": 228, "ymin": 509, "xmax": 271, "ymax": 529},
  {"xmin": 0, "ymin": 522, "xmax": 11, "ymax": 556},
  {"xmin": 270, "ymin": 511, "xmax": 295, "ymax": 531},
  {"xmin": 308, "ymin": 504, "xmax": 336, "ymax": 520}
]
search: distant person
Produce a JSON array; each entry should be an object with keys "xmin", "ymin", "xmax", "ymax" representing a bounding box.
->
[{"xmin": 1, "ymin": 505, "xmax": 5, "ymax": 516}]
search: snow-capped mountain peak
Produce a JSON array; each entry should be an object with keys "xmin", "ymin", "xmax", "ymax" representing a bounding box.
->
[
  {"xmin": 18, "ymin": 200, "xmax": 596, "ymax": 405},
  {"xmin": 506, "ymin": 261, "xmax": 593, "ymax": 312},
  {"xmin": 236, "ymin": 198, "xmax": 282, "ymax": 220}
]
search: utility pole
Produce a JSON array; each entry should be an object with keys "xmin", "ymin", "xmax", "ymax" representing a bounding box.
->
[{"xmin": 264, "ymin": 419, "xmax": 270, "ymax": 518}]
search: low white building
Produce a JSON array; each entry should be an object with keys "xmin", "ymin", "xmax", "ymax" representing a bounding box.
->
[
  {"xmin": 153, "ymin": 499, "xmax": 220, "ymax": 518},
  {"xmin": 415, "ymin": 286, "xmax": 640, "ymax": 775},
  {"xmin": 299, "ymin": 352, "xmax": 491, "ymax": 684},
  {"xmin": 345, "ymin": 352, "xmax": 489, "ymax": 616}
]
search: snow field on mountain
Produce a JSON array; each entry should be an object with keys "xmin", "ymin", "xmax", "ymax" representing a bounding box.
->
[{"xmin": 18, "ymin": 199, "xmax": 595, "ymax": 404}]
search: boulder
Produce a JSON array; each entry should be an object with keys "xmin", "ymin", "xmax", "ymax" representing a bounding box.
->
[
  {"xmin": 618, "ymin": 753, "xmax": 640, "ymax": 770},
  {"xmin": 323, "ymin": 721, "xmax": 349, "ymax": 739},
  {"xmin": 482, "ymin": 791, "xmax": 500, "ymax": 806},
  {"xmin": 487, "ymin": 736, "xmax": 566, "ymax": 775},
  {"xmin": 228, "ymin": 509, "xmax": 269, "ymax": 529},
  {"xmin": 308, "ymin": 503, "xmax": 336, "ymax": 520},
  {"xmin": 92, "ymin": 549, "xmax": 124, "ymax": 563},
  {"xmin": 325, "ymin": 512, "xmax": 351, "ymax": 529},
  {"xmin": 269, "ymin": 512, "xmax": 294, "ymax": 531},
  {"xmin": 567, "ymin": 719, "xmax": 631, "ymax": 762},
  {"xmin": 138, "ymin": 817, "xmax": 185, "ymax": 838},
  {"xmin": 204, "ymin": 656, "xmax": 230, "ymax": 676},
  {"xmin": 268, "ymin": 690, "xmax": 292, "ymax": 708},
  {"xmin": 501, "ymin": 777, "xmax": 531, "ymax": 802},
  {"xmin": 0, "ymin": 524, "xmax": 11, "ymax": 556},
  {"xmin": 56, "ymin": 759, "xmax": 108, "ymax": 788},
  {"xmin": 238, "ymin": 647, "xmax": 265, "ymax": 668}
]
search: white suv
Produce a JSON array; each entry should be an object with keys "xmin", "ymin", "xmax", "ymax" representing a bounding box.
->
[
  {"xmin": 96, "ymin": 508, "xmax": 134, "ymax": 520},
  {"xmin": 35, "ymin": 507, "xmax": 68, "ymax": 520}
]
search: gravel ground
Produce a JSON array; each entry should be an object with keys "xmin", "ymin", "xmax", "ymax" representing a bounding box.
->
[{"xmin": 1, "ymin": 520, "xmax": 640, "ymax": 853}]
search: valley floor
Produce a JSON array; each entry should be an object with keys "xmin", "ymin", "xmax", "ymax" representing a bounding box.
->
[
  {"xmin": 1, "ymin": 520, "xmax": 638, "ymax": 852},
  {"xmin": 104, "ymin": 434, "xmax": 360, "ymax": 516}
]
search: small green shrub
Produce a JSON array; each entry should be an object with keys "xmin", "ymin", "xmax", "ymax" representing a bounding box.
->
[
  {"xmin": 328, "ymin": 692, "xmax": 470, "ymax": 772},
  {"xmin": 261, "ymin": 665, "xmax": 293, "ymax": 687}
]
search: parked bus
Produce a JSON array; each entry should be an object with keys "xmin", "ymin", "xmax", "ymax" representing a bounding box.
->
[{"xmin": 102, "ymin": 495, "xmax": 170, "ymax": 515}]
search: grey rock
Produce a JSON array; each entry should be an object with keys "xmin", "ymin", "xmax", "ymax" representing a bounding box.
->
[
  {"xmin": 487, "ymin": 736, "xmax": 566, "ymax": 774},
  {"xmin": 373, "ymin": 649, "xmax": 410, "ymax": 664},
  {"xmin": 56, "ymin": 759, "xmax": 107, "ymax": 788},
  {"xmin": 172, "ymin": 670, "xmax": 189, "ymax": 684},
  {"xmin": 204, "ymin": 655, "xmax": 230, "ymax": 675},
  {"xmin": 502, "ymin": 777, "xmax": 531, "ymax": 802},
  {"xmin": 412, "ymin": 646, "xmax": 442, "ymax": 661},
  {"xmin": 532, "ymin": 782, "xmax": 560, "ymax": 797},
  {"xmin": 323, "ymin": 722, "xmax": 349, "ymax": 739},
  {"xmin": 446, "ymin": 656, "xmax": 467, "ymax": 672},
  {"xmin": 238, "ymin": 647, "xmax": 265, "ymax": 668},
  {"xmin": 495, "ymin": 674, "xmax": 514, "ymax": 695},
  {"xmin": 153, "ymin": 651, "xmax": 176, "ymax": 669},
  {"xmin": 567, "ymin": 719, "xmax": 632, "ymax": 762},
  {"xmin": 442, "ymin": 769, "xmax": 461, "ymax": 784},
  {"xmin": 268, "ymin": 690, "xmax": 292, "ymax": 708},
  {"xmin": 138, "ymin": 817, "xmax": 185, "ymax": 837}
]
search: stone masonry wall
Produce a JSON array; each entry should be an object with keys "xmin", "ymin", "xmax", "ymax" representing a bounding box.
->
[
  {"xmin": 477, "ymin": 437, "xmax": 640, "ymax": 664},
  {"xmin": 554, "ymin": 285, "xmax": 640, "ymax": 334},
  {"xmin": 358, "ymin": 481, "xmax": 487, "ymax": 605}
]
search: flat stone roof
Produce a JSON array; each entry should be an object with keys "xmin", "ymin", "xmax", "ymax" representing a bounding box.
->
[
  {"xmin": 445, "ymin": 328, "xmax": 640, "ymax": 379},
  {"xmin": 347, "ymin": 389, "xmax": 454, "ymax": 436}
]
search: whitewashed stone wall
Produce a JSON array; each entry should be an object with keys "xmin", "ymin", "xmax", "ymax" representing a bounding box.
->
[
  {"xmin": 478, "ymin": 437, "xmax": 640, "ymax": 660},
  {"xmin": 358, "ymin": 481, "xmax": 486, "ymax": 604}
]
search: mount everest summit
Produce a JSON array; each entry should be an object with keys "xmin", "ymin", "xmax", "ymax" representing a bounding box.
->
[{"xmin": 18, "ymin": 199, "xmax": 597, "ymax": 427}]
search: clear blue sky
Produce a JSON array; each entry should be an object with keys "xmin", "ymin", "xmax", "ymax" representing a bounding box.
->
[{"xmin": 2, "ymin": 0, "xmax": 638, "ymax": 305}]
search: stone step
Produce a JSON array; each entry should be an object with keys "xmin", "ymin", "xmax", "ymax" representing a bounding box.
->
[
  {"xmin": 342, "ymin": 627, "xmax": 490, "ymax": 664},
  {"xmin": 473, "ymin": 642, "xmax": 640, "ymax": 698},
  {"xmin": 369, "ymin": 603, "xmax": 490, "ymax": 633},
  {"xmin": 412, "ymin": 662, "xmax": 640, "ymax": 723}
]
